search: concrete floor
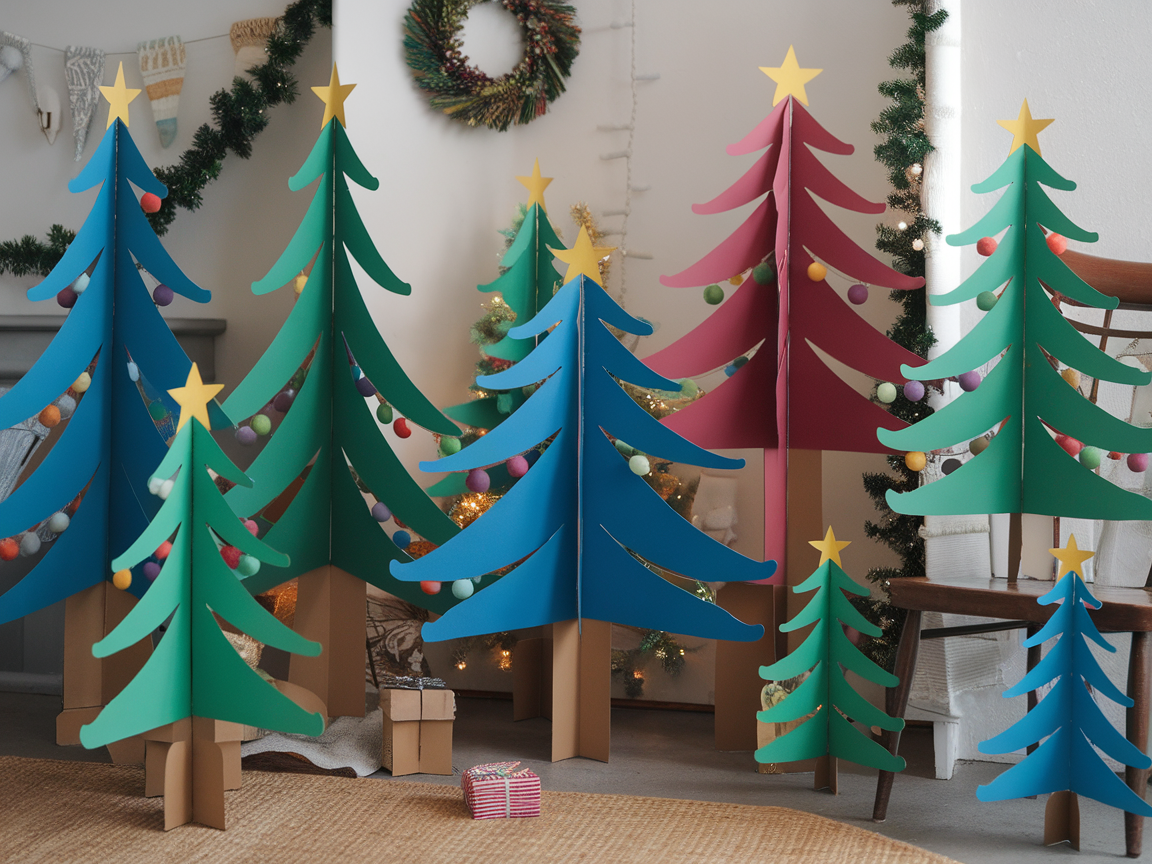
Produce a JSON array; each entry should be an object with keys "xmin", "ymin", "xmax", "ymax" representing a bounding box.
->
[{"xmin": 0, "ymin": 690, "xmax": 1140, "ymax": 862}]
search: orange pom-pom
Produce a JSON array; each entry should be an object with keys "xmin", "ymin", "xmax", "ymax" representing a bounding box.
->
[
  {"xmin": 420, "ymin": 580, "xmax": 442, "ymax": 595},
  {"xmin": 140, "ymin": 193, "xmax": 162, "ymax": 213},
  {"xmin": 904, "ymin": 451, "xmax": 927, "ymax": 472},
  {"xmin": 0, "ymin": 538, "xmax": 18, "ymax": 561},
  {"xmin": 1046, "ymin": 233, "xmax": 1067, "ymax": 255},
  {"xmin": 39, "ymin": 405, "xmax": 61, "ymax": 428},
  {"xmin": 806, "ymin": 262, "xmax": 827, "ymax": 282},
  {"xmin": 976, "ymin": 237, "xmax": 998, "ymax": 257}
]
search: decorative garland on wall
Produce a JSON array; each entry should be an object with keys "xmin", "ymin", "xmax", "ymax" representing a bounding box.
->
[
  {"xmin": 0, "ymin": 0, "xmax": 332, "ymax": 277},
  {"xmin": 403, "ymin": 0, "xmax": 579, "ymax": 132}
]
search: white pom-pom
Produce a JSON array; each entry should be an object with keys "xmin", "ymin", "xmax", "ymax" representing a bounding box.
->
[
  {"xmin": 158, "ymin": 478, "xmax": 175, "ymax": 500},
  {"xmin": 148, "ymin": 476, "xmax": 164, "ymax": 495},
  {"xmin": 56, "ymin": 395, "xmax": 76, "ymax": 420},
  {"xmin": 127, "ymin": 361, "xmax": 140, "ymax": 382},
  {"xmin": 19, "ymin": 533, "xmax": 41, "ymax": 557},
  {"xmin": 48, "ymin": 512, "xmax": 70, "ymax": 534},
  {"xmin": 72, "ymin": 273, "xmax": 90, "ymax": 294},
  {"xmin": 0, "ymin": 46, "xmax": 23, "ymax": 82}
]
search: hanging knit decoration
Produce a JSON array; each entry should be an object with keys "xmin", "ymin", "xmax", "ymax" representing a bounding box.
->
[
  {"xmin": 65, "ymin": 46, "xmax": 106, "ymax": 160},
  {"xmin": 403, "ymin": 0, "xmax": 580, "ymax": 132},
  {"xmin": 137, "ymin": 36, "xmax": 185, "ymax": 148},
  {"xmin": 230, "ymin": 17, "xmax": 280, "ymax": 77}
]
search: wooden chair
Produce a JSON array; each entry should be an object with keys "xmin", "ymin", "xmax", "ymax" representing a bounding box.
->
[{"xmin": 873, "ymin": 249, "xmax": 1152, "ymax": 856}]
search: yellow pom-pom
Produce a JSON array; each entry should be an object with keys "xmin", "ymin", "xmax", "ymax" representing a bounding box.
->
[
  {"xmin": 904, "ymin": 451, "xmax": 927, "ymax": 472},
  {"xmin": 807, "ymin": 262, "xmax": 827, "ymax": 282},
  {"xmin": 294, "ymin": 273, "xmax": 308, "ymax": 295},
  {"xmin": 112, "ymin": 569, "xmax": 133, "ymax": 590},
  {"xmin": 728, "ymin": 274, "xmax": 744, "ymax": 286},
  {"xmin": 72, "ymin": 372, "xmax": 92, "ymax": 394},
  {"xmin": 1061, "ymin": 368, "xmax": 1081, "ymax": 389}
]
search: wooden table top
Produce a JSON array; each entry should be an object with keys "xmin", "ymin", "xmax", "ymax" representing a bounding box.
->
[{"xmin": 886, "ymin": 576, "xmax": 1152, "ymax": 632}]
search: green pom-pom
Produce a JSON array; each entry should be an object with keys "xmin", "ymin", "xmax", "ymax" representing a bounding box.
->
[
  {"xmin": 376, "ymin": 403, "xmax": 393, "ymax": 424},
  {"xmin": 496, "ymin": 392, "xmax": 514, "ymax": 414},
  {"xmin": 877, "ymin": 382, "xmax": 898, "ymax": 404},
  {"xmin": 614, "ymin": 439, "xmax": 634, "ymax": 457},
  {"xmin": 678, "ymin": 379, "xmax": 699, "ymax": 398},
  {"xmin": 703, "ymin": 284, "xmax": 724, "ymax": 305},
  {"xmin": 732, "ymin": 356, "xmax": 749, "ymax": 370},
  {"xmin": 752, "ymin": 262, "xmax": 776, "ymax": 285},
  {"xmin": 440, "ymin": 436, "xmax": 462, "ymax": 456},
  {"xmin": 976, "ymin": 291, "xmax": 998, "ymax": 312},
  {"xmin": 1080, "ymin": 445, "xmax": 1103, "ymax": 469},
  {"xmin": 148, "ymin": 401, "xmax": 168, "ymax": 421},
  {"xmin": 236, "ymin": 555, "xmax": 261, "ymax": 578},
  {"xmin": 251, "ymin": 414, "xmax": 272, "ymax": 436}
]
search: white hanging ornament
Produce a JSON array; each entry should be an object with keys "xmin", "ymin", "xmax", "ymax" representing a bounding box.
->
[
  {"xmin": 912, "ymin": 238, "xmax": 925, "ymax": 251},
  {"xmin": 0, "ymin": 44, "xmax": 22, "ymax": 83}
]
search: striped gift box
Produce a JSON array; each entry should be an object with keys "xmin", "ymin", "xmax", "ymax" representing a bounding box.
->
[{"xmin": 461, "ymin": 762, "xmax": 541, "ymax": 820}]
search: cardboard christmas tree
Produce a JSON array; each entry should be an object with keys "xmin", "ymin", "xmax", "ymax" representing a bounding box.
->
[
  {"xmin": 881, "ymin": 104, "xmax": 1152, "ymax": 576},
  {"xmin": 80, "ymin": 364, "xmax": 324, "ymax": 830},
  {"xmin": 393, "ymin": 229, "xmax": 777, "ymax": 761},
  {"xmin": 644, "ymin": 48, "xmax": 924, "ymax": 747},
  {"xmin": 222, "ymin": 67, "xmax": 463, "ymax": 716},
  {"xmin": 977, "ymin": 537, "xmax": 1152, "ymax": 848},
  {"xmin": 756, "ymin": 528, "xmax": 905, "ymax": 791},
  {"xmin": 0, "ymin": 65, "xmax": 223, "ymax": 747}
]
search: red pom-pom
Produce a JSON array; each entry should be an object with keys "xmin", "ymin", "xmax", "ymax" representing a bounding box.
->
[
  {"xmin": 976, "ymin": 237, "xmax": 998, "ymax": 257},
  {"xmin": 1056, "ymin": 434, "xmax": 1083, "ymax": 457},
  {"xmin": 1046, "ymin": 233, "xmax": 1067, "ymax": 255},
  {"xmin": 140, "ymin": 193, "xmax": 162, "ymax": 214},
  {"xmin": 155, "ymin": 541, "xmax": 172, "ymax": 560},
  {"xmin": 393, "ymin": 417, "xmax": 411, "ymax": 438},
  {"xmin": 243, "ymin": 518, "xmax": 259, "ymax": 537},
  {"xmin": 420, "ymin": 580, "xmax": 442, "ymax": 595},
  {"xmin": 0, "ymin": 538, "xmax": 18, "ymax": 561},
  {"xmin": 220, "ymin": 545, "xmax": 241, "ymax": 569}
]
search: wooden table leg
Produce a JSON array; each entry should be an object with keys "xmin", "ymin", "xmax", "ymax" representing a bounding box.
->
[
  {"xmin": 1126, "ymin": 631, "xmax": 1151, "ymax": 858},
  {"xmin": 873, "ymin": 608, "xmax": 922, "ymax": 823}
]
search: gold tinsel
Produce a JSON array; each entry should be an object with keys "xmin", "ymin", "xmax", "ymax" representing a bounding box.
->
[
  {"xmin": 645, "ymin": 470, "xmax": 680, "ymax": 501},
  {"xmin": 255, "ymin": 581, "xmax": 298, "ymax": 628},
  {"xmin": 449, "ymin": 492, "xmax": 500, "ymax": 528},
  {"xmin": 571, "ymin": 202, "xmax": 611, "ymax": 287},
  {"xmin": 405, "ymin": 540, "xmax": 438, "ymax": 560}
]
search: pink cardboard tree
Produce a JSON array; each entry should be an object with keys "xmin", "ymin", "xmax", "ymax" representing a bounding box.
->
[{"xmin": 645, "ymin": 48, "xmax": 924, "ymax": 748}]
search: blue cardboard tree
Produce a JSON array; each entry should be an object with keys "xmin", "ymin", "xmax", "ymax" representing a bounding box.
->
[
  {"xmin": 756, "ymin": 528, "xmax": 905, "ymax": 789},
  {"xmin": 0, "ymin": 65, "xmax": 219, "ymax": 624},
  {"xmin": 81, "ymin": 365, "xmax": 323, "ymax": 830},
  {"xmin": 221, "ymin": 67, "xmax": 464, "ymax": 717},
  {"xmin": 977, "ymin": 536, "xmax": 1152, "ymax": 847},
  {"xmin": 392, "ymin": 227, "xmax": 777, "ymax": 640}
]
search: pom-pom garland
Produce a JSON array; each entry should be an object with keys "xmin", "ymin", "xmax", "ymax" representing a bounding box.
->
[
  {"xmin": 112, "ymin": 569, "xmax": 132, "ymax": 590},
  {"xmin": 393, "ymin": 530, "xmax": 412, "ymax": 550},
  {"xmin": 393, "ymin": 417, "xmax": 411, "ymax": 438},
  {"xmin": 976, "ymin": 291, "xmax": 998, "ymax": 312},
  {"xmin": 57, "ymin": 287, "xmax": 77, "ymax": 309},
  {"xmin": 904, "ymin": 451, "xmax": 926, "ymax": 472},
  {"xmin": 73, "ymin": 372, "xmax": 91, "ymax": 393},
  {"xmin": 876, "ymin": 382, "xmax": 897, "ymax": 404},
  {"xmin": 376, "ymin": 402, "xmax": 394, "ymax": 424},
  {"xmin": 371, "ymin": 502, "xmax": 392, "ymax": 522},
  {"xmin": 847, "ymin": 283, "xmax": 868, "ymax": 305},
  {"xmin": 140, "ymin": 193, "xmax": 162, "ymax": 214},
  {"xmin": 0, "ymin": 538, "xmax": 18, "ymax": 561},
  {"xmin": 958, "ymin": 370, "xmax": 982, "ymax": 392},
  {"xmin": 38, "ymin": 405, "xmax": 61, "ymax": 428},
  {"xmin": 628, "ymin": 454, "xmax": 650, "ymax": 476},
  {"xmin": 153, "ymin": 284, "xmax": 174, "ymax": 306},
  {"xmin": 1080, "ymin": 445, "xmax": 1103, "ymax": 470},
  {"xmin": 419, "ymin": 580, "xmax": 441, "ymax": 595},
  {"xmin": 236, "ymin": 425, "xmax": 257, "ymax": 445},
  {"xmin": 251, "ymin": 414, "xmax": 272, "ymax": 436},
  {"xmin": 466, "ymin": 468, "xmax": 491, "ymax": 493},
  {"xmin": 1047, "ymin": 233, "xmax": 1067, "ymax": 255},
  {"xmin": 703, "ymin": 284, "xmax": 724, "ymax": 305},
  {"xmin": 976, "ymin": 236, "xmax": 998, "ymax": 257},
  {"xmin": 903, "ymin": 380, "xmax": 925, "ymax": 402},
  {"xmin": 1129, "ymin": 453, "xmax": 1149, "ymax": 473},
  {"xmin": 506, "ymin": 454, "xmax": 529, "ymax": 478},
  {"xmin": 806, "ymin": 262, "xmax": 827, "ymax": 281},
  {"xmin": 451, "ymin": 578, "xmax": 474, "ymax": 600},
  {"xmin": 970, "ymin": 436, "xmax": 989, "ymax": 456},
  {"xmin": 220, "ymin": 545, "xmax": 241, "ymax": 569}
]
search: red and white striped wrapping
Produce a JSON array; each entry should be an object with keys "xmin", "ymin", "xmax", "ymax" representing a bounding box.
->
[{"xmin": 461, "ymin": 762, "xmax": 541, "ymax": 820}]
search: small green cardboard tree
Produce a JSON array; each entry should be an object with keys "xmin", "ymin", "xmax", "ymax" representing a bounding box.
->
[{"xmin": 756, "ymin": 528, "xmax": 905, "ymax": 786}]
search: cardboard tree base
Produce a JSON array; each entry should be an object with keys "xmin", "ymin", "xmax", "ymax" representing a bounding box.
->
[
  {"xmin": 716, "ymin": 583, "xmax": 776, "ymax": 751},
  {"xmin": 1044, "ymin": 791, "xmax": 1080, "ymax": 850},
  {"xmin": 288, "ymin": 565, "xmax": 367, "ymax": 719},
  {"xmin": 512, "ymin": 631, "xmax": 553, "ymax": 722},
  {"xmin": 57, "ymin": 581, "xmax": 152, "ymax": 747},
  {"xmin": 813, "ymin": 754, "xmax": 838, "ymax": 794},
  {"xmin": 143, "ymin": 717, "xmax": 243, "ymax": 831}
]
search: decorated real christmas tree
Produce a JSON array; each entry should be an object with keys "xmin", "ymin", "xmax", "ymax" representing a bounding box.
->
[
  {"xmin": 977, "ymin": 537, "xmax": 1152, "ymax": 848},
  {"xmin": 644, "ymin": 47, "xmax": 924, "ymax": 747},
  {"xmin": 756, "ymin": 528, "xmax": 905, "ymax": 790},
  {"xmin": 393, "ymin": 229, "xmax": 777, "ymax": 760},
  {"xmin": 221, "ymin": 67, "xmax": 463, "ymax": 717},
  {"xmin": 880, "ymin": 104, "xmax": 1152, "ymax": 567},
  {"xmin": 0, "ymin": 65, "xmax": 223, "ymax": 744},
  {"xmin": 81, "ymin": 365, "xmax": 323, "ymax": 830}
]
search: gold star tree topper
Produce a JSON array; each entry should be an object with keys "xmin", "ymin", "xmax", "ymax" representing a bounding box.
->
[
  {"xmin": 1050, "ymin": 534, "xmax": 1094, "ymax": 578},
  {"xmin": 168, "ymin": 363, "xmax": 224, "ymax": 433},
  {"xmin": 550, "ymin": 226, "xmax": 615, "ymax": 286},
  {"xmin": 997, "ymin": 99, "xmax": 1054, "ymax": 156},
  {"xmin": 759, "ymin": 46, "xmax": 822, "ymax": 107},
  {"xmin": 517, "ymin": 159, "xmax": 553, "ymax": 212},
  {"xmin": 100, "ymin": 62, "xmax": 141, "ymax": 129},
  {"xmin": 810, "ymin": 526, "xmax": 851, "ymax": 567},
  {"xmin": 312, "ymin": 64, "xmax": 356, "ymax": 129}
]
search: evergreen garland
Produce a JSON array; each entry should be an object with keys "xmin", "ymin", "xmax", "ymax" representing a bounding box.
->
[
  {"xmin": 856, "ymin": 0, "xmax": 947, "ymax": 671},
  {"xmin": 0, "ymin": 0, "xmax": 331, "ymax": 278}
]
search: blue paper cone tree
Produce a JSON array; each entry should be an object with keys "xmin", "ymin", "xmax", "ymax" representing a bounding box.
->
[
  {"xmin": 80, "ymin": 365, "xmax": 324, "ymax": 750},
  {"xmin": 0, "ymin": 66, "xmax": 222, "ymax": 624},
  {"xmin": 221, "ymin": 67, "xmax": 462, "ymax": 611},
  {"xmin": 391, "ymin": 228, "xmax": 778, "ymax": 642},
  {"xmin": 755, "ymin": 529, "xmax": 905, "ymax": 776},
  {"xmin": 881, "ymin": 103, "xmax": 1152, "ymax": 521},
  {"xmin": 977, "ymin": 537, "xmax": 1152, "ymax": 823}
]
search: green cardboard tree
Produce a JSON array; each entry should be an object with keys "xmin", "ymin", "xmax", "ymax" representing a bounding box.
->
[
  {"xmin": 756, "ymin": 528, "xmax": 905, "ymax": 787},
  {"xmin": 80, "ymin": 364, "xmax": 323, "ymax": 829},
  {"xmin": 881, "ymin": 103, "xmax": 1152, "ymax": 540},
  {"xmin": 221, "ymin": 67, "xmax": 463, "ymax": 715}
]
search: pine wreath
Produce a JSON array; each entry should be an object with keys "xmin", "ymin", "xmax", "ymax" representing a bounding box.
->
[{"xmin": 403, "ymin": 0, "xmax": 580, "ymax": 132}]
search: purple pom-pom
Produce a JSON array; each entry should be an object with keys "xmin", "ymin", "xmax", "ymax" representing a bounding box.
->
[
  {"xmin": 507, "ymin": 455, "xmax": 529, "ymax": 478},
  {"xmin": 153, "ymin": 284, "xmax": 174, "ymax": 306},
  {"xmin": 57, "ymin": 287, "xmax": 78, "ymax": 309},
  {"xmin": 371, "ymin": 502, "xmax": 392, "ymax": 522},
  {"xmin": 958, "ymin": 371, "xmax": 982, "ymax": 392},
  {"xmin": 903, "ymin": 380, "xmax": 925, "ymax": 402},
  {"xmin": 272, "ymin": 389, "xmax": 296, "ymax": 413},
  {"xmin": 143, "ymin": 561, "xmax": 162, "ymax": 581},
  {"xmin": 466, "ymin": 468, "xmax": 491, "ymax": 493},
  {"xmin": 236, "ymin": 425, "xmax": 258, "ymax": 445},
  {"xmin": 355, "ymin": 376, "xmax": 376, "ymax": 397},
  {"xmin": 847, "ymin": 284, "xmax": 869, "ymax": 305},
  {"xmin": 1129, "ymin": 453, "xmax": 1149, "ymax": 473}
]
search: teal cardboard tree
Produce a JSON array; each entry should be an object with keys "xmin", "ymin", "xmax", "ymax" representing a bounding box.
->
[
  {"xmin": 881, "ymin": 103, "xmax": 1152, "ymax": 526},
  {"xmin": 977, "ymin": 536, "xmax": 1152, "ymax": 847},
  {"xmin": 80, "ymin": 365, "xmax": 323, "ymax": 829},
  {"xmin": 756, "ymin": 528, "xmax": 905, "ymax": 786},
  {"xmin": 221, "ymin": 67, "xmax": 464, "ymax": 716}
]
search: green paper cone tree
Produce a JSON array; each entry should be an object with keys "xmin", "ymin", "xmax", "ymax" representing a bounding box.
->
[{"xmin": 756, "ymin": 529, "xmax": 905, "ymax": 774}]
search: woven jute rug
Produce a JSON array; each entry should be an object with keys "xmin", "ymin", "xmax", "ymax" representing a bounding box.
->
[{"xmin": 0, "ymin": 757, "xmax": 959, "ymax": 863}]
